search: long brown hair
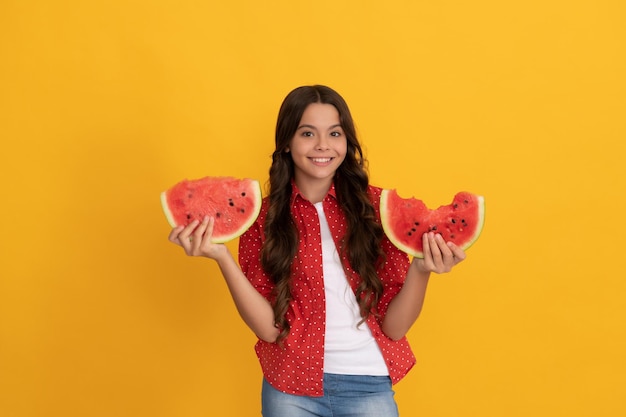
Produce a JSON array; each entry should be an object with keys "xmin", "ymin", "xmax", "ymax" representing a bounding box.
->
[{"xmin": 261, "ymin": 85, "xmax": 385, "ymax": 344}]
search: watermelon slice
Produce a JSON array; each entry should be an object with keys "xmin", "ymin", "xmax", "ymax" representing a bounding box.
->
[
  {"xmin": 380, "ymin": 190, "xmax": 485, "ymax": 258},
  {"xmin": 161, "ymin": 176, "xmax": 262, "ymax": 243}
]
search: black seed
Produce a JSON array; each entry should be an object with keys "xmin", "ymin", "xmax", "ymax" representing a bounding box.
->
[
  {"xmin": 450, "ymin": 234, "xmax": 455, "ymax": 239},
  {"xmin": 229, "ymin": 201, "xmax": 235, "ymax": 206},
  {"xmin": 240, "ymin": 208, "xmax": 245, "ymax": 213},
  {"xmin": 408, "ymin": 232, "xmax": 412, "ymax": 236},
  {"xmin": 216, "ymin": 212, "xmax": 221, "ymax": 218},
  {"xmin": 461, "ymin": 219, "xmax": 466, "ymax": 224},
  {"xmin": 241, "ymin": 192, "xmax": 246, "ymax": 197},
  {"xmin": 414, "ymin": 222, "xmax": 420, "ymax": 226},
  {"xmin": 432, "ymin": 225, "xmax": 437, "ymax": 231},
  {"xmin": 186, "ymin": 214, "xmax": 191, "ymax": 219},
  {"xmin": 464, "ymin": 199, "xmax": 469, "ymax": 204},
  {"xmin": 451, "ymin": 219, "xmax": 456, "ymax": 224},
  {"xmin": 453, "ymin": 203, "xmax": 458, "ymax": 209}
]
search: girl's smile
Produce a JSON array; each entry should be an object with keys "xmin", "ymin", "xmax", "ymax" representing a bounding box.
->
[{"xmin": 309, "ymin": 157, "xmax": 333, "ymax": 164}]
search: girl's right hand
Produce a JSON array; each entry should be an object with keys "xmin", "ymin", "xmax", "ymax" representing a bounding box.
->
[{"xmin": 168, "ymin": 216, "xmax": 227, "ymax": 260}]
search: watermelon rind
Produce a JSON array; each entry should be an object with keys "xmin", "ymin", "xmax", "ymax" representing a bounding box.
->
[
  {"xmin": 380, "ymin": 189, "xmax": 420, "ymax": 257},
  {"xmin": 460, "ymin": 195, "xmax": 485, "ymax": 254},
  {"xmin": 380, "ymin": 189, "xmax": 485, "ymax": 259},
  {"xmin": 160, "ymin": 177, "xmax": 262, "ymax": 244},
  {"xmin": 160, "ymin": 191, "xmax": 177, "ymax": 228},
  {"xmin": 217, "ymin": 180, "xmax": 262, "ymax": 243}
]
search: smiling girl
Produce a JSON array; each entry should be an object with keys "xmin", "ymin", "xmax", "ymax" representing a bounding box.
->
[{"xmin": 168, "ymin": 85, "xmax": 466, "ymax": 417}]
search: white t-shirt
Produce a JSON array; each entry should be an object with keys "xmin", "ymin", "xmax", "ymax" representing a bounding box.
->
[{"xmin": 314, "ymin": 202, "xmax": 389, "ymax": 376}]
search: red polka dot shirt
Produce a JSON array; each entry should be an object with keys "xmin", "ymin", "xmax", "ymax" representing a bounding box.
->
[{"xmin": 238, "ymin": 182, "xmax": 416, "ymax": 396}]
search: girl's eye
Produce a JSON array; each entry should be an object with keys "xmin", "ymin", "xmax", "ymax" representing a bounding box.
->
[
  {"xmin": 330, "ymin": 131, "xmax": 342, "ymax": 137},
  {"xmin": 302, "ymin": 131, "xmax": 314, "ymax": 137}
]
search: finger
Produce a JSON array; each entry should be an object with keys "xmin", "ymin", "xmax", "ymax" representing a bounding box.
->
[
  {"xmin": 435, "ymin": 234, "xmax": 455, "ymax": 264},
  {"xmin": 190, "ymin": 217, "xmax": 210, "ymax": 252},
  {"xmin": 421, "ymin": 232, "xmax": 431, "ymax": 262},
  {"xmin": 178, "ymin": 220, "xmax": 200, "ymax": 252},
  {"xmin": 198, "ymin": 216, "xmax": 216, "ymax": 251},
  {"xmin": 429, "ymin": 233, "xmax": 446, "ymax": 270},
  {"xmin": 168, "ymin": 225, "xmax": 185, "ymax": 244},
  {"xmin": 420, "ymin": 232, "xmax": 436, "ymax": 270},
  {"xmin": 447, "ymin": 242, "xmax": 467, "ymax": 263}
]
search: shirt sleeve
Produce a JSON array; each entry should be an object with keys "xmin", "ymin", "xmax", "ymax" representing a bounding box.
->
[
  {"xmin": 238, "ymin": 203, "xmax": 275, "ymax": 300},
  {"xmin": 377, "ymin": 236, "xmax": 411, "ymax": 315}
]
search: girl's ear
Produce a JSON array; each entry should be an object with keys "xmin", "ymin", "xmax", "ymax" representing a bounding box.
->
[{"xmin": 284, "ymin": 147, "xmax": 290, "ymax": 153}]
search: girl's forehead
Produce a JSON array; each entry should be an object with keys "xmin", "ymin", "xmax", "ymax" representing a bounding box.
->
[{"xmin": 300, "ymin": 103, "xmax": 340, "ymax": 123}]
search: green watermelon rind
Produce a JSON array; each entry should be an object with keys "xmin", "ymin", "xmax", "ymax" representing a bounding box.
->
[
  {"xmin": 160, "ymin": 178, "xmax": 262, "ymax": 244},
  {"xmin": 160, "ymin": 191, "xmax": 178, "ymax": 228},
  {"xmin": 380, "ymin": 189, "xmax": 486, "ymax": 259},
  {"xmin": 456, "ymin": 194, "xmax": 485, "ymax": 255}
]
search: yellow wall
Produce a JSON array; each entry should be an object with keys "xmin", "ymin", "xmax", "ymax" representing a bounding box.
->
[{"xmin": 1, "ymin": 0, "xmax": 624, "ymax": 416}]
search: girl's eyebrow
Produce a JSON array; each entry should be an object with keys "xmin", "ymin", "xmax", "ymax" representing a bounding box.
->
[{"xmin": 297, "ymin": 124, "xmax": 343, "ymax": 130}]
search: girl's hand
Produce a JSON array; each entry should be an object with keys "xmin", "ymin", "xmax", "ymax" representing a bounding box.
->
[
  {"xmin": 168, "ymin": 216, "xmax": 227, "ymax": 260},
  {"xmin": 413, "ymin": 232, "xmax": 466, "ymax": 274}
]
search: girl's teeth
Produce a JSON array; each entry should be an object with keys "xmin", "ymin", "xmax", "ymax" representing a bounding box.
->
[{"xmin": 312, "ymin": 158, "xmax": 331, "ymax": 163}]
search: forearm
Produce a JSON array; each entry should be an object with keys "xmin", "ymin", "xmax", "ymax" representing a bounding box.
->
[
  {"xmin": 381, "ymin": 260, "xmax": 431, "ymax": 340},
  {"xmin": 214, "ymin": 251, "xmax": 280, "ymax": 343}
]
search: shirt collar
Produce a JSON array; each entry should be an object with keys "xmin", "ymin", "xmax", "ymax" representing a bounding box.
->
[{"xmin": 290, "ymin": 180, "xmax": 337, "ymax": 206}]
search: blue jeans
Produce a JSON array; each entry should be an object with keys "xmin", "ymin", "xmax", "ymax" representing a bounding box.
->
[{"xmin": 261, "ymin": 373, "xmax": 399, "ymax": 417}]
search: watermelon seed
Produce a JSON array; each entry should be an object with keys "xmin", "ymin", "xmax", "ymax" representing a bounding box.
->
[
  {"xmin": 451, "ymin": 219, "xmax": 456, "ymax": 224},
  {"xmin": 241, "ymin": 192, "xmax": 246, "ymax": 197},
  {"xmin": 216, "ymin": 212, "xmax": 221, "ymax": 218},
  {"xmin": 411, "ymin": 228, "xmax": 416, "ymax": 232},
  {"xmin": 414, "ymin": 222, "xmax": 420, "ymax": 226},
  {"xmin": 186, "ymin": 214, "xmax": 191, "ymax": 220},
  {"xmin": 229, "ymin": 201, "xmax": 235, "ymax": 207},
  {"xmin": 239, "ymin": 208, "xmax": 245, "ymax": 213},
  {"xmin": 464, "ymin": 199, "xmax": 469, "ymax": 204},
  {"xmin": 453, "ymin": 203, "xmax": 458, "ymax": 209},
  {"xmin": 450, "ymin": 234, "xmax": 455, "ymax": 239}
]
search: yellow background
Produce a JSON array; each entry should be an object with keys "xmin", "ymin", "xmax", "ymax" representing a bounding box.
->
[{"xmin": 1, "ymin": 0, "xmax": 624, "ymax": 416}]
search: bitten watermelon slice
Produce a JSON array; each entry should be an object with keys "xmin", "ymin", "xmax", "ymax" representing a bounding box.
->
[
  {"xmin": 380, "ymin": 190, "xmax": 485, "ymax": 258},
  {"xmin": 161, "ymin": 176, "xmax": 262, "ymax": 243}
]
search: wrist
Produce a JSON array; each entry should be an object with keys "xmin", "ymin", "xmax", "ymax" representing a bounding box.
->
[
  {"xmin": 410, "ymin": 258, "xmax": 432, "ymax": 278},
  {"xmin": 212, "ymin": 246, "xmax": 233, "ymax": 264}
]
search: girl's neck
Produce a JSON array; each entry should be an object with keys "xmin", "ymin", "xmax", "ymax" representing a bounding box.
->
[{"xmin": 294, "ymin": 178, "xmax": 332, "ymax": 204}]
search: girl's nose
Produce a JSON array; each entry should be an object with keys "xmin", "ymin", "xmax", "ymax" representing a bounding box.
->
[{"xmin": 316, "ymin": 135, "xmax": 330, "ymax": 150}]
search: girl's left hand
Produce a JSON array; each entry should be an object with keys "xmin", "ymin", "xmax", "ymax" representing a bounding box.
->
[{"xmin": 414, "ymin": 232, "xmax": 466, "ymax": 274}]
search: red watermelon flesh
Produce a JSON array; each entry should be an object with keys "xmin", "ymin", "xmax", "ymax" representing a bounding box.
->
[
  {"xmin": 380, "ymin": 190, "xmax": 485, "ymax": 258},
  {"xmin": 161, "ymin": 176, "xmax": 262, "ymax": 243}
]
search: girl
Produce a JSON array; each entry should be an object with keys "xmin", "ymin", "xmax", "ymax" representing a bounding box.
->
[{"xmin": 168, "ymin": 85, "xmax": 466, "ymax": 417}]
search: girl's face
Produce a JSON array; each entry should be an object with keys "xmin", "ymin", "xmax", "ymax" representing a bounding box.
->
[{"xmin": 288, "ymin": 103, "xmax": 347, "ymax": 193}]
